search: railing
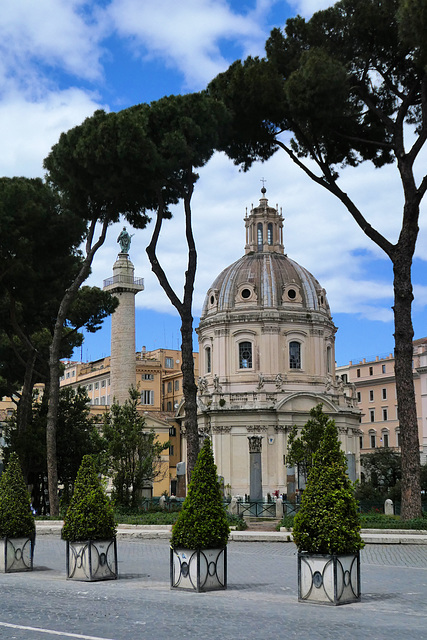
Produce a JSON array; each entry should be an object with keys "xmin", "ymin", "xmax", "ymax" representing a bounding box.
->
[
  {"xmin": 103, "ymin": 275, "xmax": 144, "ymax": 287},
  {"xmin": 234, "ymin": 501, "xmax": 279, "ymax": 518}
]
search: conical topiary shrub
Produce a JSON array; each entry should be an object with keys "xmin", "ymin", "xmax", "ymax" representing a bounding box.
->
[
  {"xmin": 0, "ymin": 452, "xmax": 35, "ymax": 539},
  {"xmin": 62, "ymin": 455, "xmax": 117, "ymax": 581},
  {"xmin": 170, "ymin": 438, "xmax": 229, "ymax": 591},
  {"xmin": 0, "ymin": 452, "xmax": 35, "ymax": 572},
  {"xmin": 292, "ymin": 417, "xmax": 364, "ymax": 555},
  {"xmin": 292, "ymin": 413, "xmax": 364, "ymax": 605},
  {"xmin": 171, "ymin": 438, "xmax": 229, "ymax": 550},
  {"xmin": 62, "ymin": 454, "xmax": 116, "ymax": 542}
]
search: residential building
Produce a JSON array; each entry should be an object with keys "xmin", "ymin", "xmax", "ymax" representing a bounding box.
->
[
  {"xmin": 337, "ymin": 337, "xmax": 427, "ymax": 464},
  {"xmin": 59, "ymin": 348, "xmax": 199, "ymax": 496}
]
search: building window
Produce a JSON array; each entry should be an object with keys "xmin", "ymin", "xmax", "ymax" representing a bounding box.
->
[
  {"xmin": 382, "ymin": 408, "xmax": 388, "ymax": 421},
  {"xmin": 94, "ymin": 398, "xmax": 99, "ymax": 405},
  {"xmin": 357, "ymin": 369, "xmax": 360, "ymax": 378},
  {"xmin": 357, "ymin": 391, "xmax": 361, "ymax": 403},
  {"xmin": 166, "ymin": 381, "xmax": 172, "ymax": 393},
  {"xmin": 101, "ymin": 380, "xmax": 106, "ymax": 388},
  {"xmin": 205, "ymin": 346, "xmax": 211, "ymax": 374},
  {"xmin": 143, "ymin": 374, "xmax": 154, "ymax": 380},
  {"xmin": 369, "ymin": 390, "xmax": 374, "ymax": 402},
  {"xmin": 267, "ymin": 223, "xmax": 273, "ymax": 245},
  {"xmin": 370, "ymin": 433, "xmax": 376, "ymax": 448},
  {"xmin": 382, "ymin": 388, "xmax": 387, "ymax": 400},
  {"xmin": 382, "ymin": 364, "xmax": 386, "ymax": 373},
  {"xmin": 169, "ymin": 426, "xmax": 176, "ymax": 437},
  {"xmin": 369, "ymin": 366, "xmax": 373, "ymax": 375},
  {"xmin": 88, "ymin": 384, "xmax": 93, "ymax": 391},
  {"xmin": 382, "ymin": 431, "xmax": 389, "ymax": 447},
  {"xmin": 396, "ymin": 430, "xmax": 401, "ymax": 447},
  {"xmin": 359, "ymin": 435, "xmax": 363, "ymax": 450},
  {"xmin": 167, "ymin": 401, "xmax": 172, "ymax": 411},
  {"xmin": 95, "ymin": 382, "xmax": 99, "ymax": 390},
  {"xmin": 169, "ymin": 445, "xmax": 174, "ymax": 456},
  {"xmin": 174, "ymin": 380, "xmax": 179, "ymax": 391},
  {"xmin": 289, "ymin": 341, "xmax": 301, "ymax": 369},
  {"xmin": 101, "ymin": 397, "xmax": 105, "ymax": 405},
  {"xmin": 369, "ymin": 409, "xmax": 375, "ymax": 422},
  {"xmin": 239, "ymin": 341, "xmax": 252, "ymax": 368},
  {"xmin": 341, "ymin": 374, "xmax": 348, "ymax": 383},
  {"xmin": 141, "ymin": 390, "xmax": 154, "ymax": 405},
  {"xmin": 165, "ymin": 357, "xmax": 174, "ymax": 369},
  {"xmin": 257, "ymin": 223, "xmax": 263, "ymax": 251}
]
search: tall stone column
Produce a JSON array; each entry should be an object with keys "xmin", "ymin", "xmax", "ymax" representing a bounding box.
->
[
  {"xmin": 248, "ymin": 435, "xmax": 263, "ymax": 501},
  {"xmin": 103, "ymin": 252, "xmax": 143, "ymax": 405}
]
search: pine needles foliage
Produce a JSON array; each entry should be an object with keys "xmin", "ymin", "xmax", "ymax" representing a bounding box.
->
[
  {"xmin": 62, "ymin": 455, "xmax": 116, "ymax": 542},
  {"xmin": 170, "ymin": 439, "xmax": 229, "ymax": 549},
  {"xmin": 292, "ymin": 413, "xmax": 364, "ymax": 554},
  {"xmin": 0, "ymin": 452, "xmax": 35, "ymax": 538}
]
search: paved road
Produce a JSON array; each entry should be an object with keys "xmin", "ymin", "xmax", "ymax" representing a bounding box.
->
[{"xmin": 0, "ymin": 537, "xmax": 426, "ymax": 640}]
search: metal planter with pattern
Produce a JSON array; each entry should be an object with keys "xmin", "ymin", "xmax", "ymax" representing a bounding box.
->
[
  {"xmin": 0, "ymin": 536, "xmax": 35, "ymax": 573},
  {"xmin": 298, "ymin": 551, "xmax": 360, "ymax": 605},
  {"xmin": 170, "ymin": 547, "xmax": 227, "ymax": 592},
  {"xmin": 66, "ymin": 539, "xmax": 118, "ymax": 581}
]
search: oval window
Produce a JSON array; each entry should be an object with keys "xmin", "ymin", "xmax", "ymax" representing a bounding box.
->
[
  {"xmin": 241, "ymin": 288, "xmax": 251, "ymax": 299},
  {"xmin": 210, "ymin": 295, "xmax": 215, "ymax": 305},
  {"xmin": 288, "ymin": 289, "xmax": 296, "ymax": 300}
]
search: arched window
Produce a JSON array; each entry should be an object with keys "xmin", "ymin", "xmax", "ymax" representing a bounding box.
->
[
  {"xmin": 239, "ymin": 341, "xmax": 252, "ymax": 369},
  {"xmin": 267, "ymin": 223, "xmax": 273, "ymax": 245},
  {"xmin": 257, "ymin": 223, "xmax": 263, "ymax": 251},
  {"xmin": 289, "ymin": 341, "xmax": 301, "ymax": 369},
  {"xmin": 205, "ymin": 346, "xmax": 211, "ymax": 373}
]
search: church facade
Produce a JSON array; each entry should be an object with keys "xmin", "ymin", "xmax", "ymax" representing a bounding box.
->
[{"xmin": 196, "ymin": 188, "xmax": 361, "ymax": 498}]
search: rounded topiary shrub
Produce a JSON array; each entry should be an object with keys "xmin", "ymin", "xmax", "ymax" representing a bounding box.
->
[
  {"xmin": 170, "ymin": 438, "xmax": 229, "ymax": 549},
  {"xmin": 62, "ymin": 455, "xmax": 116, "ymax": 542},
  {"xmin": 0, "ymin": 452, "xmax": 35, "ymax": 539},
  {"xmin": 292, "ymin": 416, "xmax": 364, "ymax": 555}
]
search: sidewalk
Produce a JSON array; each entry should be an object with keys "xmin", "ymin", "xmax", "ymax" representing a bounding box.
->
[{"xmin": 35, "ymin": 520, "xmax": 427, "ymax": 544}]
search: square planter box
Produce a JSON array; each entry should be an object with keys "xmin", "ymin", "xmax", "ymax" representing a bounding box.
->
[
  {"xmin": 298, "ymin": 551, "xmax": 360, "ymax": 605},
  {"xmin": 66, "ymin": 539, "xmax": 118, "ymax": 581},
  {"xmin": 0, "ymin": 536, "xmax": 35, "ymax": 573},
  {"xmin": 170, "ymin": 547, "xmax": 227, "ymax": 592}
]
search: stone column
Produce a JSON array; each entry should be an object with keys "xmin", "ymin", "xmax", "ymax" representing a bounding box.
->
[
  {"xmin": 103, "ymin": 253, "xmax": 143, "ymax": 405},
  {"xmin": 248, "ymin": 435, "xmax": 263, "ymax": 501}
]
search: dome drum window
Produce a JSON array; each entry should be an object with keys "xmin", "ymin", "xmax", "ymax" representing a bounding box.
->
[
  {"xmin": 207, "ymin": 289, "xmax": 218, "ymax": 310},
  {"xmin": 235, "ymin": 283, "xmax": 257, "ymax": 304},
  {"xmin": 282, "ymin": 283, "xmax": 302, "ymax": 304},
  {"xmin": 239, "ymin": 341, "xmax": 253, "ymax": 369},
  {"xmin": 205, "ymin": 346, "xmax": 212, "ymax": 374},
  {"xmin": 289, "ymin": 341, "xmax": 301, "ymax": 370}
]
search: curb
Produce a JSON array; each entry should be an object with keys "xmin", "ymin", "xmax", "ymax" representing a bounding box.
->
[{"xmin": 35, "ymin": 522, "xmax": 427, "ymax": 544}]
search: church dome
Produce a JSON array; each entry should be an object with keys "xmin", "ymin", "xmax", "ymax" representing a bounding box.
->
[
  {"xmin": 200, "ymin": 189, "xmax": 331, "ymax": 321},
  {"xmin": 201, "ymin": 252, "xmax": 331, "ymax": 318}
]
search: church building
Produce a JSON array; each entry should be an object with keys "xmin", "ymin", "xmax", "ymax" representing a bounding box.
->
[{"xmin": 196, "ymin": 188, "xmax": 361, "ymax": 498}]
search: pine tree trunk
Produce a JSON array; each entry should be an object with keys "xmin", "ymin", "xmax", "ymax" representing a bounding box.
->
[
  {"xmin": 180, "ymin": 307, "xmax": 199, "ymax": 482},
  {"xmin": 393, "ymin": 251, "xmax": 422, "ymax": 519}
]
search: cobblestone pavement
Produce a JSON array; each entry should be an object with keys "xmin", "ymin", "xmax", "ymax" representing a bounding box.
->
[{"xmin": 0, "ymin": 537, "xmax": 426, "ymax": 640}]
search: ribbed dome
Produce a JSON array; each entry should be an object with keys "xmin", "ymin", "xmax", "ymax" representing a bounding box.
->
[{"xmin": 201, "ymin": 252, "xmax": 331, "ymax": 318}]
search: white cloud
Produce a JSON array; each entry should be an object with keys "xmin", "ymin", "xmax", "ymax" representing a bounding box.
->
[
  {"xmin": 0, "ymin": 88, "xmax": 106, "ymax": 178},
  {"xmin": 0, "ymin": 0, "xmax": 106, "ymax": 86},
  {"xmin": 108, "ymin": 0, "xmax": 268, "ymax": 88}
]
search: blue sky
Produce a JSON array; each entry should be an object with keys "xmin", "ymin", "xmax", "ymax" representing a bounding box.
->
[{"xmin": 1, "ymin": 0, "xmax": 426, "ymax": 367}]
